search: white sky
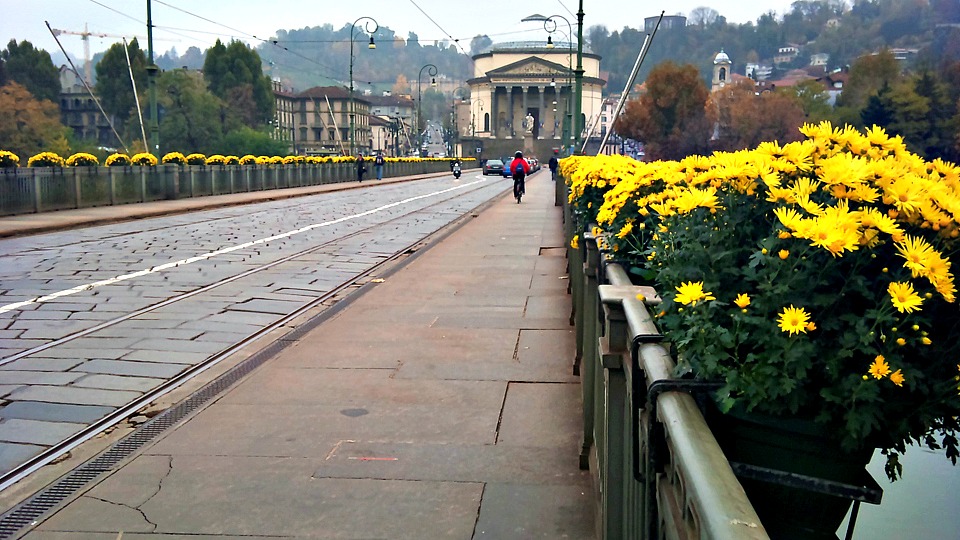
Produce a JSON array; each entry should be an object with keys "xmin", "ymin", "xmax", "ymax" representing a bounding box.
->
[{"xmin": 4, "ymin": 0, "xmax": 798, "ymax": 61}]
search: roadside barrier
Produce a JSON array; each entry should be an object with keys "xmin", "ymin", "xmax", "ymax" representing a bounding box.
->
[{"xmin": 0, "ymin": 161, "xmax": 474, "ymax": 216}]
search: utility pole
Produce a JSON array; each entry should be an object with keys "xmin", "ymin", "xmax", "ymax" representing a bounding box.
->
[
  {"xmin": 573, "ymin": 0, "xmax": 585, "ymax": 154},
  {"xmin": 146, "ymin": 0, "xmax": 160, "ymax": 155}
]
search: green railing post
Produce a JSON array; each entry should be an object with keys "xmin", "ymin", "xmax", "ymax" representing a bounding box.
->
[{"xmin": 581, "ymin": 229, "xmax": 600, "ymax": 470}]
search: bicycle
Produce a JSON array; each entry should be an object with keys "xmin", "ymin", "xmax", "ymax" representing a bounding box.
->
[{"xmin": 513, "ymin": 171, "xmax": 525, "ymax": 203}]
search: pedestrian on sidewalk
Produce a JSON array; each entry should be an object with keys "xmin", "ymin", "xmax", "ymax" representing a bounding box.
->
[
  {"xmin": 549, "ymin": 150, "xmax": 559, "ymax": 182},
  {"xmin": 374, "ymin": 151, "xmax": 385, "ymax": 181},
  {"xmin": 357, "ymin": 153, "xmax": 366, "ymax": 182}
]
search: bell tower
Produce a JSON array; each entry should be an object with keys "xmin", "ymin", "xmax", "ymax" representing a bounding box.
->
[{"xmin": 712, "ymin": 49, "xmax": 731, "ymax": 92}]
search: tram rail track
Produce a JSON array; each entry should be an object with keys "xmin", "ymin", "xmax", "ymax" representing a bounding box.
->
[{"xmin": 0, "ymin": 176, "xmax": 505, "ymax": 497}]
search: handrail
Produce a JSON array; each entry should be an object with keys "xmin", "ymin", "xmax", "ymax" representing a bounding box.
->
[
  {"xmin": 616, "ymin": 283, "xmax": 767, "ymax": 538},
  {"xmin": 563, "ymin": 191, "xmax": 769, "ymax": 537}
]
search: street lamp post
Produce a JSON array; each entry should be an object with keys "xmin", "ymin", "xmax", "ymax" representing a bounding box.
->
[
  {"xmin": 417, "ymin": 63, "xmax": 438, "ymax": 157},
  {"xmin": 574, "ymin": 0, "xmax": 585, "ymax": 153},
  {"xmin": 472, "ymin": 98, "xmax": 484, "ymax": 137},
  {"xmin": 452, "ymin": 86, "xmax": 469, "ymax": 159},
  {"xmin": 349, "ymin": 16, "xmax": 378, "ymax": 157},
  {"xmin": 544, "ymin": 14, "xmax": 573, "ymax": 156}
]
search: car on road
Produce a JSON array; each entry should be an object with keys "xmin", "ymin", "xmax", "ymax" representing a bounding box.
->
[{"xmin": 482, "ymin": 159, "xmax": 505, "ymax": 175}]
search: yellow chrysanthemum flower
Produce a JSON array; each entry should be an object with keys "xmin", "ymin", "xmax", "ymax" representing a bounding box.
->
[
  {"xmin": 889, "ymin": 369, "xmax": 905, "ymax": 387},
  {"xmin": 869, "ymin": 355, "xmax": 891, "ymax": 379},
  {"xmin": 777, "ymin": 305, "xmax": 811, "ymax": 336},
  {"xmin": 674, "ymin": 281, "xmax": 716, "ymax": 306},
  {"xmin": 896, "ymin": 235, "xmax": 935, "ymax": 277},
  {"xmin": 887, "ymin": 281, "xmax": 924, "ymax": 313},
  {"xmin": 733, "ymin": 293, "xmax": 751, "ymax": 308}
]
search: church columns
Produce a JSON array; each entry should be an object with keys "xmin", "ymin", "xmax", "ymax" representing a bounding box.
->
[
  {"xmin": 538, "ymin": 88, "xmax": 545, "ymax": 140},
  {"xmin": 507, "ymin": 87, "xmax": 515, "ymax": 138},
  {"xmin": 490, "ymin": 86, "xmax": 498, "ymax": 136}
]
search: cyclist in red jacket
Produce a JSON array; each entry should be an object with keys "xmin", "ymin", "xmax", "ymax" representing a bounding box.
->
[{"xmin": 509, "ymin": 151, "xmax": 531, "ymax": 203}]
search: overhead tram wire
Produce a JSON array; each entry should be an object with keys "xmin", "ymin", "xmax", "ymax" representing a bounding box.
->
[
  {"xmin": 85, "ymin": 0, "xmax": 202, "ymax": 45},
  {"xmin": 85, "ymin": 0, "xmax": 348, "ymax": 83},
  {"xmin": 406, "ymin": 0, "xmax": 471, "ymax": 57},
  {"xmin": 151, "ymin": 0, "xmax": 348, "ymax": 80}
]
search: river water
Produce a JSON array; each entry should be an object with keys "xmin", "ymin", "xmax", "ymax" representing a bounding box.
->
[{"xmin": 838, "ymin": 445, "xmax": 960, "ymax": 538}]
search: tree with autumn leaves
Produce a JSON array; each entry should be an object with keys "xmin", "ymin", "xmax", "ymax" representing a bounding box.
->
[
  {"xmin": 0, "ymin": 82, "xmax": 70, "ymax": 158},
  {"xmin": 708, "ymin": 80, "xmax": 807, "ymax": 152},
  {"xmin": 614, "ymin": 62, "xmax": 805, "ymax": 159},
  {"xmin": 614, "ymin": 62, "xmax": 712, "ymax": 161}
]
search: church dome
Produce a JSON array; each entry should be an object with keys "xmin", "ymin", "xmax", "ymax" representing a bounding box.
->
[{"xmin": 714, "ymin": 50, "xmax": 730, "ymax": 64}]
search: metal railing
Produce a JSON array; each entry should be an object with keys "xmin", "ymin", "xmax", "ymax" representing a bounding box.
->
[
  {"xmin": 0, "ymin": 161, "xmax": 473, "ymax": 217},
  {"xmin": 561, "ymin": 179, "xmax": 769, "ymax": 539}
]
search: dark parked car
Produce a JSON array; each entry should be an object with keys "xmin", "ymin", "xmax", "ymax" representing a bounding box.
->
[{"xmin": 482, "ymin": 159, "xmax": 505, "ymax": 176}]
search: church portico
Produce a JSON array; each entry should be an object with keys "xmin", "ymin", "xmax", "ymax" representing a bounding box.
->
[{"xmin": 465, "ymin": 42, "xmax": 605, "ymax": 159}]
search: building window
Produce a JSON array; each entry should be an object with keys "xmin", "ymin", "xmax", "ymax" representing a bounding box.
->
[
  {"xmin": 483, "ymin": 113, "xmax": 490, "ymax": 132},
  {"xmin": 328, "ymin": 129, "xmax": 335, "ymax": 141}
]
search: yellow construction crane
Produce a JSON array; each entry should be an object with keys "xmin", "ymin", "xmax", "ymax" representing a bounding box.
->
[{"xmin": 49, "ymin": 23, "xmax": 150, "ymax": 84}]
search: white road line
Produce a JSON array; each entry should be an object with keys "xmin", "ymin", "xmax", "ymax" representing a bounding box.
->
[{"xmin": 0, "ymin": 178, "xmax": 487, "ymax": 315}]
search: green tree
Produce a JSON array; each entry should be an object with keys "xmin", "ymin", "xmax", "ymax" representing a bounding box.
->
[
  {"xmin": 784, "ymin": 79, "xmax": 833, "ymax": 122},
  {"xmin": 860, "ymin": 83, "xmax": 896, "ymax": 128},
  {"xmin": 837, "ymin": 48, "xmax": 900, "ymax": 112},
  {"xmin": 94, "ymin": 39, "xmax": 147, "ymax": 127},
  {"xmin": 1, "ymin": 40, "xmax": 60, "ymax": 103},
  {"xmin": 469, "ymin": 35, "xmax": 493, "ymax": 56},
  {"xmin": 615, "ymin": 62, "xmax": 711, "ymax": 161},
  {"xmin": 220, "ymin": 126, "xmax": 289, "ymax": 156},
  {"xmin": 156, "ymin": 69, "xmax": 226, "ymax": 154},
  {"xmin": 911, "ymin": 70, "xmax": 957, "ymax": 161},
  {"xmin": 0, "ymin": 51, "xmax": 8, "ymax": 86},
  {"xmin": 0, "ymin": 82, "xmax": 70, "ymax": 157},
  {"xmin": 203, "ymin": 40, "xmax": 273, "ymax": 127}
]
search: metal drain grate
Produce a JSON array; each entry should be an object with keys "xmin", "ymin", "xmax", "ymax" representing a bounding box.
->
[{"xmin": 0, "ymin": 330, "xmax": 288, "ymax": 539}]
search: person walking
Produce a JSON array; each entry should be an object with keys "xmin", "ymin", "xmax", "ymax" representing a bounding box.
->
[
  {"xmin": 548, "ymin": 150, "xmax": 559, "ymax": 182},
  {"xmin": 356, "ymin": 153, "xmax": 366, "ymax": 182},
  {"xmin": 374, "ymin": 151, "xmax": 385, "ymax": 181},
  {"xmin": 509, "ymin": 151, "xmax": 531, "ymax": 203}
]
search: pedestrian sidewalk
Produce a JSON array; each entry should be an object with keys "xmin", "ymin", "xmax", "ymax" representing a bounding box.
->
[
  {"xmin": 0, "ymin": 171, "xmax": 451, "ymax": 238},
  {"xmin": 12, "ymin": 172, "xmax": 596, "ymax": 539}
]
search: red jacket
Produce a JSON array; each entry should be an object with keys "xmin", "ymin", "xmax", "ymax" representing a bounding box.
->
[{"xmin": 509, "ymin": 157, "xmax": 530, "ymax": 175}]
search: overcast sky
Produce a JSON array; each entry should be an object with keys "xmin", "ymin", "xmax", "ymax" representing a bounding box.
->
[{"xmin": 4, "ymin": 0, "xmax": 798, "ymax": 60}]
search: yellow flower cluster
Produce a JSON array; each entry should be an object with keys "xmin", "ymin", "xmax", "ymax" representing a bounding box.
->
[
  {"xmin": 104, "ymin": 153, "xmax": 131, "ymax": 167},
  {"xmin": 581, "ymin": 122, "xmax": 959, "ymax": 311},
  {"xmin": 162, "ymin": 152, "xmax": 187, "ymax": 165},
  {"xmin": 868, "ymin": 355, "xmax": 905, "ymax": 386},
  {"xmin": 65, "ymin": 152, "xmax": 99, "ymax": 167},
  {"xmin": 131, "ymin": 153, "xmax": 158, "ymax": 166},
  {"xmin": 565, "ymin": 123, "xmax": 960, "ymax": 473},
  {"xmin": 0, "ymin": 150, "xmax": 20, "ymax": 168},
  {"xmin": 27, "ymin": 152, "xmax": 65, "ymax": 168}
]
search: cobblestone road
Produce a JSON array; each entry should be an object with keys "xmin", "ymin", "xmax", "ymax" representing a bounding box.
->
[{"xmin": 0, "ymin": 173, "xmax": 509, "ymax": 482}]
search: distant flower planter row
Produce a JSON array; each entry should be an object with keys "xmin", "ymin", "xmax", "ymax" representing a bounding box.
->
[{"xmin": 0, "ymin": 150, "xmax": 473, "ymax": 169}]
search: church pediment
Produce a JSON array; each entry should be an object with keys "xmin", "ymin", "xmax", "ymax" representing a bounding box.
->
[{"xmin": 486, "ymin": 57, "xmax": 571, "ymax": 78}]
